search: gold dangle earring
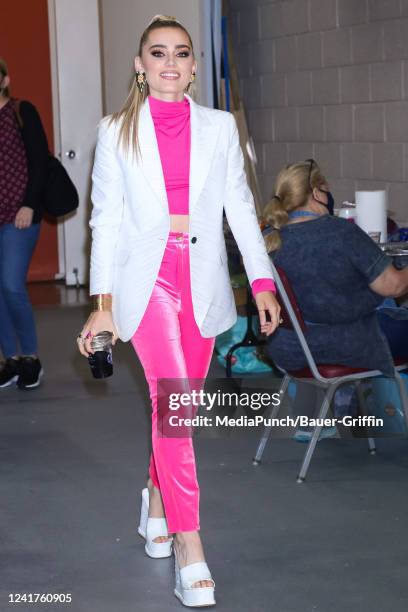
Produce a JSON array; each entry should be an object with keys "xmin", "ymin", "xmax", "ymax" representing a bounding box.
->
[
  {"xmin": 186, "ymin": 72, "xmax": 196, "ymax": 92},
  {"xmin": 136, "ymin": 71, "xmax": 146, "ymax": 94}
]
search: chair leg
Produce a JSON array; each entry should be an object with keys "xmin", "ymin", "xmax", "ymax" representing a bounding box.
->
[
  {"xmin": 253, "ymin": 375, "xmax": 290, "ymax": 465},
  {"xmin": 394, "ymin": 371, "xmax": 408, "ymax": 430},
  {"xmin": 355, "ymin": 381, "xmax": 376, "ymax": 455},
  {"xmin": 296, "ymin": 385, "xmax": 336, "ymax": 483}
]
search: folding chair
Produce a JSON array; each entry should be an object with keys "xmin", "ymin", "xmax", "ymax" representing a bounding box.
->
[{"xmin": 253, "ymin": 262, "xmax": 408, "ymax": 482}]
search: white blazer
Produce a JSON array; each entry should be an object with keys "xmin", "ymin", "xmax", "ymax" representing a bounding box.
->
[{"xmin": 89, "ymin": 93, "xmax": 274, "ymax": 341}]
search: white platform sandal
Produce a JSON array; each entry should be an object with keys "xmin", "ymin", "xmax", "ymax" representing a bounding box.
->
[
  {"xmin": 174, "ymin": 554, "xmax": 216, "ymax": 607},
  {"xmin": 137, "ymin": 487, "xmax": 173, "ymax": 558}
]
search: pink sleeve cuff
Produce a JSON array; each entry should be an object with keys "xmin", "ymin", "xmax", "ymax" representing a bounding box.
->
[{"xmin": 251, "ymin": 278, "xmax": 276, "ymax": 297}]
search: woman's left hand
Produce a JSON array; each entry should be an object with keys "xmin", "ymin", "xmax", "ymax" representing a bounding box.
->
[
  {"xmin": 254, "ymin": 291, "xmax": 281, "ymax": 336},
  {"xmin": 15, "ymin": 206, "xmax": 34, "ymax": 229}
]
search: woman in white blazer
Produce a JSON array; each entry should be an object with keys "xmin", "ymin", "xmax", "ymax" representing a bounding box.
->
[{"xmin": 77, "ymin": 14, "xmax": 280, "ymax": 608}]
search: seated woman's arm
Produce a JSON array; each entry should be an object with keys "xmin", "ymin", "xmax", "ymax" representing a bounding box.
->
[
  {"xmin": 345, "ymin": 222, "xmax": 408, "ymax": 299},
  {"xmin": 370, "ymin": 264, "xmax": 408, "ymax": 298}
]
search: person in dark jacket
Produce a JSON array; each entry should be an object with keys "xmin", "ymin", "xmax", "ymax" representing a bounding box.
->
[{"xmin": 0, "ymin": 58, "xmax": 48, "ymax": 389}]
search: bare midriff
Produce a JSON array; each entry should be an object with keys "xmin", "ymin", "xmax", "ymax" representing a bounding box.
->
[{"xmin": 170, "ymin": 214, "xmax": 189, "ymax": 233}]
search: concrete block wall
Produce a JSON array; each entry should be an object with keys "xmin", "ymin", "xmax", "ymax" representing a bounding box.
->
[{"xmin": 229, "ymin": 0, "xmax": 408, "ymax": 223}]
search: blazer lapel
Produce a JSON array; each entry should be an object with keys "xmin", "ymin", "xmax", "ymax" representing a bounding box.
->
[
  {"xmin": 137, "ymin": 99, "xmax": 168, "ymax": 211},
  {"xmin": 136, "ymin": 94, "xmax": 221, "ymax": 215},
  {"xmin": 187, "ymin": 94, "xmax": 221, "ymax": 216}
]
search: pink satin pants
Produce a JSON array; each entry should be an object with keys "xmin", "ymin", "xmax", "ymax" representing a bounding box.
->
[{"xmin": 131, "ymin": 232, "xmax": 215, "ymax": 533}]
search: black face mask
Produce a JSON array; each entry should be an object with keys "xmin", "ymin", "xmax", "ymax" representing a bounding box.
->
[
  {"xmin": 305, "ymin": 159, "xmax": 335, "ymax": 216},
  {"xmin": 316, "ymin": 189, "xmax": 335, "ymax": 216},
  {"xmin": 326, "ymin": 191, "xmax": 335, "ymax": 216}
]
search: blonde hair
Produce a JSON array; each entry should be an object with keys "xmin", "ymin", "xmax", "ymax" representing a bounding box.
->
[
  {"xmin": 109, "ymin": 15, "xmax": 195, "ymax": 158},
  {"xmin": 0, "ymin": 58, "xmax": 10, "ymax": 97},
  {"xmin": 263, "ymin": 161, "xmax": 328, "ymax": 252}
]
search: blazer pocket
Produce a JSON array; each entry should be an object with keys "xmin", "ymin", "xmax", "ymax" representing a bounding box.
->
[{"xmin": 116, "ymin": 235, "xmax": 164, "ymax": 266}]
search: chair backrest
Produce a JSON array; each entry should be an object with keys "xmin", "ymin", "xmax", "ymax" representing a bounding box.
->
[
  {"xmin": 271, "ymin": 261, "xmax": 324, "ymax": 381},
  {"xmin": 275, "ymin": 265, "xmax": 307, "ymax": 332}
]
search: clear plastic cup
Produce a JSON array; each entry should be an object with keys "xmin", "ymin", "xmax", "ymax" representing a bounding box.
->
[{"xmin": 338, "ymin": 202, "xmax": 356, "ymax": 222}]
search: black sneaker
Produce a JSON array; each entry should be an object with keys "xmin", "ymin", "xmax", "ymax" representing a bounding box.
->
[
  {"xmin": 0, "ymin": 358, "xmax": 20, "ymax": 388},
  {"xmin": 17, "ymin": 356, "xmax": 43, "ymax": 390}
]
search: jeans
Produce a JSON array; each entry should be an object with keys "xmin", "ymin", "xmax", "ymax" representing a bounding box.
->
[
  {"xmin": 131, "ymin": 232, "xmax": 215, "ymax": 533},
  {"xmin": 0, "ymin": 222, "xmax": 41, "ymax": 358}
]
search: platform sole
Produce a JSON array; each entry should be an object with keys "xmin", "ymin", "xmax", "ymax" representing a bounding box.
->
[{"xmin": 174, "ymin": 587, "xmax": 216, "ymax": 608}]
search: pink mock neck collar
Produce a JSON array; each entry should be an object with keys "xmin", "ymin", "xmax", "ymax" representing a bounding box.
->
[{"xmin": 148, "ymin": 94, "xmax": 190, "ymax": 117}]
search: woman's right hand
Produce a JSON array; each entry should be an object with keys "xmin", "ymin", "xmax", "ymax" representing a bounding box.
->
[{"xmin": 77, "ymin": 310, "xmax": 118, "ymax": 357}]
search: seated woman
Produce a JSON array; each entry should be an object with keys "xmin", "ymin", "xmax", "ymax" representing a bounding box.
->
[{"xmin": 263, "ymin": 160, "xmax": 408, "ymax": 435}]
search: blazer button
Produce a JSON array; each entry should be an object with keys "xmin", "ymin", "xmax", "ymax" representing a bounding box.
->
[{"xmin": 191, "ymin": 237, "xmax": 197, "ymax": 244}]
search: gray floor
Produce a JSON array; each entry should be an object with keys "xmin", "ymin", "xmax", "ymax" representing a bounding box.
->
[{"xmin": 1, "ymin": 303, "xmax": 408, "ymax": 612}]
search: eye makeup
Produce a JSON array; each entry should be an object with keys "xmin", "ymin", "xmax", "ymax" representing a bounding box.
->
[{"xmin": 151, "ymin": 50, "xmax": 191, "ymax": 58}]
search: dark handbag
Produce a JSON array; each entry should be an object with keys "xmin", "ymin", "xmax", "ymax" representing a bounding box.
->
[
  {"xmin": 13, "ymin": 100, "xmax": 79, "ymax": 218},
  {"xmin": 43, "ymin": 154, "xmax": 79, "ymax": 217}
]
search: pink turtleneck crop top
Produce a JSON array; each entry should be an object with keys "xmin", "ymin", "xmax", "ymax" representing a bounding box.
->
[
  {"xmin": 148, "ymin": 94, "xmax": 275, "ymax": 296},
  {"xmin": 149, "ymin": 94, "xmax": 190, "ymax": 215}
]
